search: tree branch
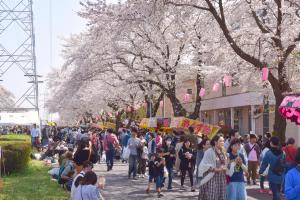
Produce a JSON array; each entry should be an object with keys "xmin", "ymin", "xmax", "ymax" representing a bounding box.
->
[
  {"xmin": 204, "ymin": 0, "xmax": 263, "ymax": 68},
  {"xmin": 283, "ymin": 32, "xmax": 300, "ymax": 63},
  {"xmin": 165, "ymin": 1, "xmax": 210, "ymax": 11}
]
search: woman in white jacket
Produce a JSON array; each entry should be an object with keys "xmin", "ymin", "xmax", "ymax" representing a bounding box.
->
[{"xmin": 198, "ymin": 134, "xmax": 228, "ymax": 200}]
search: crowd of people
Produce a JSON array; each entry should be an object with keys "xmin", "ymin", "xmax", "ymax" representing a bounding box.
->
[
  {"xmin": 40, "ymin": 126, "xmax": 107, "ymax": 200},
  {"xmin": 0, "ymin": 125, "xmax": 31, "ymax": 135},
  {"xmin": 24, "ymin": 122, "xmax": 300, "ymax": 200},
  {"xmin": 116, "ymin": 127, "xmax": 300, "ymax": 200}
]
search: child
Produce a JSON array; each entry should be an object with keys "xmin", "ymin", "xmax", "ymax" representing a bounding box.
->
[
  {"xmin": 140, "ymin": 141, "xmax": 149, "ymax": 178},
  {"xmin": 227, "ymin": 138, "xmax": 248, "ymax": 200},
  {"xmin": 146, "ymin": 153, "xmax": 156, "ymax": 194},
  {"xmin": 146, "ymin": 149, "xmax": 165, "ymax": 198}
]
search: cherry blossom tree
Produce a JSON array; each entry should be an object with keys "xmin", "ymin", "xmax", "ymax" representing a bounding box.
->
[
  {"xmin": 167, "ymin": 0, "xmax": 300, "ymax": 141},
  {"xmin": 76, "ymin": 0, "xmax": 210, "ymax": 119},
  {"xmin": 0, "ymin": 85, "xmax": 14, "ymax": 109}
]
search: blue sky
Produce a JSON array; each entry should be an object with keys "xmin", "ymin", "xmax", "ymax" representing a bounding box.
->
[
  {"xmin": 35, "ymin": 0, "xmax": 87, "ymax": 118},
  {"xmin": 35, "ymin": 0, "xmax": 85, "ymax": 77},
  {"xmin": 0, "ymin": 0, "xmax": 116, "ymax": 118},
  {"xmin": 35, "ymin": 0, "xmax": 117, "ymax": 76}
]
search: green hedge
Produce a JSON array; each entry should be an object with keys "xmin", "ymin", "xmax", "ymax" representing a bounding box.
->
[{"xmin": 0, "ymin": 135, "xmax": 31, "ymax": 174}]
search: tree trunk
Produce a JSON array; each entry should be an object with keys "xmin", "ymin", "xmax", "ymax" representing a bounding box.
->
[
  {"xmin": 145, "ymin": 97, "xmax": 151, "ymax": 118},
  {"xmin": 126, "ymin": 107, "xmax": 135, "ymax": 129},
  {"xmin": 115, "ymin": 110, "xmax": 124, "ymax": 133},
  {"xmin": 166, "ymin": 89, "xmax": 187, "ymax": 117},
  {"xmin": 189, "ymin": 74, "xmax": 202, "ymax": 120},
  {"xmin": 145, "ymin": 92, "xmax": 164, "ymax": 117},
  {"xmin": 273, "ymin": 98, "xmax": 287, "ymax": 143},
  {"xmin": 269, "ymin": 73, "xmax": 291, "ymax": 143},
  {"xmin": 152, "ymin": 92, "xmax": 164, "ymax": 117}
]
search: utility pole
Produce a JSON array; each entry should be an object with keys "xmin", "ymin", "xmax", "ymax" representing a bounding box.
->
[{"xmin": 0, "ymin": 0, "xmax": 41, "ymax": 126}]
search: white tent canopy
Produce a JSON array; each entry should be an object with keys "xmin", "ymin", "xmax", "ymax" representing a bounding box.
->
[{"xmin": 0, "ymin": 111, "xmax": 39, "ymax": 125}]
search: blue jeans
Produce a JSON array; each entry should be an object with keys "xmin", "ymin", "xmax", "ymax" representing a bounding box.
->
[
  {"xmin": 226, "ymin": 182, "xmax": 247, "ymax": 200},
  {"xmin": 106, "ymin": 150, "xmax": 114, "ymax": 169},
  {"xmin": 269, "ymin": 182, "xmax": 281, "ymax": 200},
  {"xmin": 156, "ymin": 176, "xmax": 163, "ymax": 189},
  {"xmin": 166, "ymin": 167, "xmax": 173, "ymax": 189},
  {"xmin": 128, "ymin": 154, "xmax": 138, "ymax": 177},
  {"xmin": 31, "ymin": 137, "xmax": 38, "ymax": 147}
]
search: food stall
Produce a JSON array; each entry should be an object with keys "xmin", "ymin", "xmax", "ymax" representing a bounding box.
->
[{"xmin": 139, "ymin": 117, "xmax": 220, "ymax": 139}]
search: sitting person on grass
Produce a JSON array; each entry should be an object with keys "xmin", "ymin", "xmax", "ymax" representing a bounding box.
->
[{"xmin": 58, "ymin": 151, "xmax": 75, "ymax": 186}]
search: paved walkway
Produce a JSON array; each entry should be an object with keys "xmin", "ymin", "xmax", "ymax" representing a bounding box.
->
[{"xmin": 94, "ymin": 161, "xmax": 274, "ymax": 200}]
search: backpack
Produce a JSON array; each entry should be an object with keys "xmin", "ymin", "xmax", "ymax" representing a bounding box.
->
[
  {"xmin": 272, "ymin": 153, "xmax": 286, "ymax": 176},
  {"xmin": 57, "ymin": 165, "xmax": 66, "ymax": 184},
  {"xmin": 58, "ymin": 162, "xmax": 73, "ymax": 184}
]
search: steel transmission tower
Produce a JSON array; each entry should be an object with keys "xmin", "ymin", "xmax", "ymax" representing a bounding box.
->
[{"xmin": 0, "ymin": 0, "xmax": 39, "ymax": 112}]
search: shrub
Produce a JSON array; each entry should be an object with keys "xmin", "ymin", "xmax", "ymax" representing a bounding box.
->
[{"xmin": 0, "ymin": 135, "xmax": 31, "ymax": 174}]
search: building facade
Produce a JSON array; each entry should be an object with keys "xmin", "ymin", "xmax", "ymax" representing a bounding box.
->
[{"xmin": 159, "ymin": 79, "xmax": 300, "ymax": 145}]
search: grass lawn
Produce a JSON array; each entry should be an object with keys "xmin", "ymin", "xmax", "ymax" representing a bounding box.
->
[
  {"xmin": 0, "ymin": 160, "xmax": 69, "ymax": 200},
  {"xmin": 0, "ymin": 134, "xmax": 31, "ymax": 146}
]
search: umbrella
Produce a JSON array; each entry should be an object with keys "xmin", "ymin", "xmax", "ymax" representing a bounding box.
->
[{"xmin": 279, "ymin": 93, "xmax": 300, "ymax": 125}]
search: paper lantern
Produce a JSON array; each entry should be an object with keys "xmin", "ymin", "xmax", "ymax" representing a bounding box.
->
[
  {"xmin": 199, "ymin": 88, "xmax": 205, "ymax": 97},
  {"xmin": 160, "ymin": 100, "xmax": 164, "ymax": 108},
  {"xmin": 262, "ymin": 67, "xmax": 269, "ymax": 81},
  {"xmin": 223, "ymin": 75, "xmax": 232, "ymax": 87},
  {"xmin": 212, "ymin": 83, "xmax": 220, "ymax": 92},
  {"xmin": 183, "ymin": 94, "xmax": 191, "ymax": 103}
]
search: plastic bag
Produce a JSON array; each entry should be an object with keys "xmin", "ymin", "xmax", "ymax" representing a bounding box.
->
[
  {"xmin": 122, "ymin": 147, "xmax": 130, "ymax": 160},
  {"xmin": 261, "ymin": 165, "xmax": 270, "ymax": 177},
  {"xmin": 101, "ymin": 151, "xmax": 106, "ymax": 162},
  {"xmin": 163, "ymin": 167, "xmax": 169, "ymax": 178}
]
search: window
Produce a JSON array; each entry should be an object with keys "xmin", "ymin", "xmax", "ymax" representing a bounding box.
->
[
  {"xmin": 234, "ymin": 109, "xmax": 243, "ymax": 134},
  {"xmin": 187, "ymin": 89, "xmax": 193, "ymax": 95},
  {"xmin": 234, "ymin": 110, "xmax": 239, "ymax": 130},
  {"xmin": 231, "ymin": 72, "xmax": 240, "ymax": 87}
]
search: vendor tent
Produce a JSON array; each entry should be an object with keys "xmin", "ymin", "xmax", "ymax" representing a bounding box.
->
[{"xmin": 0, "ymin": 111, "xmax": 39, "ymax": 125}]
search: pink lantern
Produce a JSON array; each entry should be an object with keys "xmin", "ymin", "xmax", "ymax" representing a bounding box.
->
[
  {"xmin": 199, "ymin": 88, "xmax": 205, "ymax": 97},
  {"xmin": 160, "ymin": 100, "xmax": 164, "ymax": 108},
  {"xmin": 212, "ymin": 83, "xmax": 220, "ymax": 92},
  {"xmin": 261, "ymin": 67, "xmax": 269, "ymax": 81},
  {"xmin": 223, "ymin": 75, "xmax": 232, "ymax": 87},
  {"xmin": 127, "ymin": 106, "xmax": 132, "ymax": 112},
  {"xmin": 183, "ymin": 94, "xmax": 191, "ymax": 103}
]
